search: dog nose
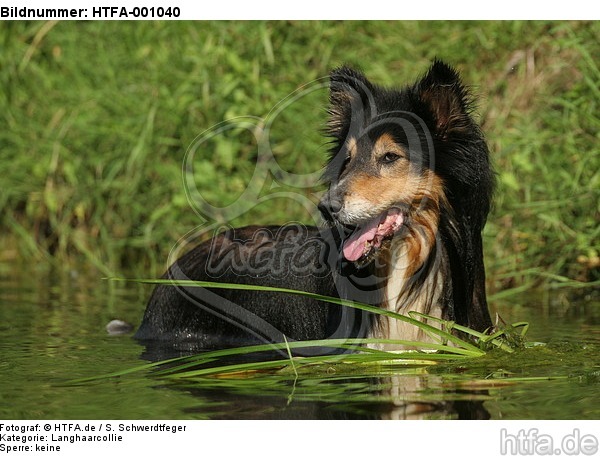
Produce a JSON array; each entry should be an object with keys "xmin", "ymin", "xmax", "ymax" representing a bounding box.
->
[{"xmin": 318, "ymin": 193, "xmax": 343, "ymax": 222}]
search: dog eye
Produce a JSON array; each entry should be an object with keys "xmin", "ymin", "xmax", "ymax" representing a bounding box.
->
[{"xmin": 381, "ymin": 152, "xmax": 401, "ymax": 163}]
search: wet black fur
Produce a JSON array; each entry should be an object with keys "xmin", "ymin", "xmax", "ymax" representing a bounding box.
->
[{"xmin": 135, "ymin": 60, "xmax": 494, "ymax": 352}]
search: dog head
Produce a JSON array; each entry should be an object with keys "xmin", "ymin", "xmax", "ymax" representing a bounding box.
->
[{"xmin": 319, "ymin": 60, "xmax": 490, "ymax": 267}]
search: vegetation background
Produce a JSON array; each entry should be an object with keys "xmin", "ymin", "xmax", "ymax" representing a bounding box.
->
[{"xmin": 1, "ymin": 21, "xmax": 598, "ymax": 299}]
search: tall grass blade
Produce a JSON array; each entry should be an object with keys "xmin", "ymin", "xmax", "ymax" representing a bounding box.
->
[{"xmin": 109, "ymin": 277, "xmax": 485, "ymax": 353}]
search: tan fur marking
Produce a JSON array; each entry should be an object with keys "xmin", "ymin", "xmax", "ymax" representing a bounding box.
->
[
  {"xmin": 346, "ymin": 165, "xmax": 443, "ymax": 219},
  {"xmin": 348, "ymin": 174, "xmax": 403, "ymax": 206},
  {"xmin": 343, "ymin": 132, "xmax": 440, "ymax": 212},
  {"xmin": 346, "ymin": 137, "xmax": 357, "ymax": 159},
  {"xmin": 403, "ymin": 173, "xmax": 444, "ymax": 277},
  {"xmin": 373, "ymin": 133, "xmax": 407, "ymax": 159}
]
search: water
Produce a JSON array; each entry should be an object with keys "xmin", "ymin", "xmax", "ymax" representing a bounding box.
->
[{"xmin": 1, "ymin": 269, "xmax": 598, "ymax": 420}]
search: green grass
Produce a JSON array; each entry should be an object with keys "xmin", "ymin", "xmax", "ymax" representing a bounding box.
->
[
  {"xmin": 112, "ymin": 277, "xmax": 529, "ymax": 351},
  {"xmin": 67, "ymin": 278, "xmax": 532, "ymax": 384},
  {"xmin": 0, "ymin": 21, "xmax": 598, "ymax": 294}
]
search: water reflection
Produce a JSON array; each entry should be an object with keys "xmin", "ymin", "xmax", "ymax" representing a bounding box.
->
[
  {"xmin": 169, "ymin": 374, "xmax": 492, "ymax": 419},
  {"xmin": 137, "ymin": 341, "xmax": 492, "ymax": 419}
]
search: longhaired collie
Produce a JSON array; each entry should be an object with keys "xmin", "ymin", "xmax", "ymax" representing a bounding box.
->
[{"xmin": 135, "ymin": 60, "xmax": 495, "ymax": 353}]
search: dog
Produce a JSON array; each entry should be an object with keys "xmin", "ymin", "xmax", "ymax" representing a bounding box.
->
[{"xmin": 135, "ymin": 60, "xmax": 494, "ymax": 353}]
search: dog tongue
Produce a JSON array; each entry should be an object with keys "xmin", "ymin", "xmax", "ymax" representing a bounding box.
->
[
  {"xmin": 342, "ymin": 211, "xmax": 404, "ymax": 262},
  {"xmin": 342, "ymin": 216, "xmax": 383, "ymax": 262}
]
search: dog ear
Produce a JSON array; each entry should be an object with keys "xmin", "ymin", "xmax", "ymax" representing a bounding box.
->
[
  {"xmin": 327, "ymin": 66, "xmax": 371, "ymax": 139},
  {"xmin": 417, "ymin": 60, "xmax": 474, "ymax": 140}
]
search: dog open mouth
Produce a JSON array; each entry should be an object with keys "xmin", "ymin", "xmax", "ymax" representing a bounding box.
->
[{"xmin": 342, "ymin": 208, "xmax": 405, "ymax": 262}]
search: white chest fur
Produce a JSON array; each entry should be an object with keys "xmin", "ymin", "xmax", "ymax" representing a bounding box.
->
[{"xmin": 367, "ymin": 241, "xmax": 445, "ymax": 351}]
